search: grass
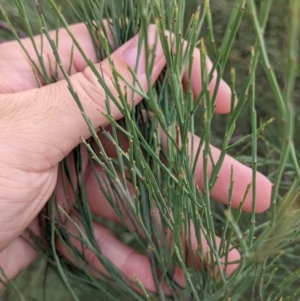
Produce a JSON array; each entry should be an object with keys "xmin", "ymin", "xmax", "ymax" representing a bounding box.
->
[{"xmin": 0, "ymin": 0, "xmax": 300, "ymax": 300}]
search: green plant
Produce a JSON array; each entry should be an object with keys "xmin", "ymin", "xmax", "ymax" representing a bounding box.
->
[{"xmin": 0, "ymin": 0, "xmax": 299, "ymax": 300}]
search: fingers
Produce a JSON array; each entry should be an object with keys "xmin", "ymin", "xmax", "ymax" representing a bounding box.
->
[
  {"xmin": 55, "ymin": 156, "xmax": 133, "ymax": 227},
  {"xmin": 0, "ymin": 237, "xmax": 36, "ymax": 289},
  {"xmin": 0, "ymin": 22, "xmax": 114, "ymax": 93},
  {"xmin": 56, "ymin": 214, "xmax": 185, "ymax": 294},
  {"xmin": 80, "ymin": 163, "xmax": 240, "ymax": 278},
  {"xmin": 0, "ymin": 21, "xmax": 234, "ymax": 115},
  {"xmin": 181, "ymin": 44, "xmax": 255, "ymax": 214},
  {"xmin": 81, "ymin": 119, "xmax": 271, "ymax": 219},
  {"xmin": 140, "ymin": 112, "xmax": 271, "ymax": 213},
  {"xmin": 0, "ymin": 26, "xmax": 165, "ymax": 172},
  {"xmin": 55, "ymin": 206, "xmax": 238, "ymax": 297},
  {"xmin": 185, "ymin": 222, "xmax": 240, "ymax": 277},
  {"xmin": 182, "ymin": 52, "xmax": 233, "ymax": 114},
  {"xmin": 190, "ymin": 135, "xmax": 272, "ymax": 213},
  {"xmin": 164, "ymin": 34, "xmax": 232, "ymax": 114},
  {"xmin": 0, "ymin": 218, "xmax": 41, "ymax": 289}
]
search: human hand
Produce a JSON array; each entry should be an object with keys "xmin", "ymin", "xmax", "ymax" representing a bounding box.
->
[{"xmin": 0, "ymin": 23, "xmax": 272, "ymax": 291}]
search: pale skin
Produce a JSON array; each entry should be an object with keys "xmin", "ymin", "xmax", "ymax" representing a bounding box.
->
[{"xmin": 0, "ymin": 23, "xmax": 272, "ymax": 292}]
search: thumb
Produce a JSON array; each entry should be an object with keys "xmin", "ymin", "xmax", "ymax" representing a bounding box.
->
[{"xmin": 0, "ymin": 25, "xmax": 165, "ymax": 171}]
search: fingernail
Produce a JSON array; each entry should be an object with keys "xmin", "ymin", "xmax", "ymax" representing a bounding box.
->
[{"xmin": 122, "ymin": 26, "xmax": 163, "ymax": 74}]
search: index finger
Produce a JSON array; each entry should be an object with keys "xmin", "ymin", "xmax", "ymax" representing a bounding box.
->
[{"xmin": 0, "ymin": 22, "xmax": 113, "ymax": 93}]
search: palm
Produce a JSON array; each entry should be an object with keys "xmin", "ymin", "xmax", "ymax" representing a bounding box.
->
[{"xmin": 0, "ymin": 26, "xmax": 112, "ymax": 277}]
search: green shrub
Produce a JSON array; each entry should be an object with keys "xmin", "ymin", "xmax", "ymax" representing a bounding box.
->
[{"xmin": 0, "ymin": 0, "xmax": 299, "ymax": 300}]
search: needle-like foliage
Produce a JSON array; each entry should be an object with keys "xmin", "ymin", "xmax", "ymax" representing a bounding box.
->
[{"xmin": 0, "ymin": 0, "xmax": 300, "ymax": 300}]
